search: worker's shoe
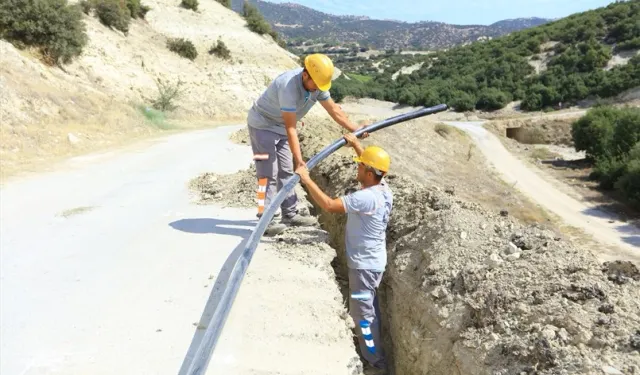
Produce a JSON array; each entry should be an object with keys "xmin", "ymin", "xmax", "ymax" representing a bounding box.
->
[
  {"xmin": 264, "ymin": 221, "xmax": 287, "ymax": 236},
  {"xmin": 363, "ymin": 363, "xmax": 389, "ymax": 375},
  {"xmin": 281, "ymin": 213, "xmax": 317, "ymax": 227}
]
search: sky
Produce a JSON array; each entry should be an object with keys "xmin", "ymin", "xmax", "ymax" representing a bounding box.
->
[{"xmin": 268, "ymin": 0, "xmax": 617, "ymax": 25}]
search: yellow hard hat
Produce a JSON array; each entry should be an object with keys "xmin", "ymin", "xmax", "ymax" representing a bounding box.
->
[
  {"xmin": 304, "ymin": 54, "xmax": 334, "ymax": 92},
  {"xmin": 353, "ymin": 146, "xmax": 390, "ymax": 173}
]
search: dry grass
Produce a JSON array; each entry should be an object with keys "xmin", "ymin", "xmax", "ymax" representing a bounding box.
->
[
  {"xmin": 58, "ymin": 206, "xmax": 95, "ymax": 218},
  {"xmin": 434, "ymin": 123, "xmax": 466, "ymax": 138}
]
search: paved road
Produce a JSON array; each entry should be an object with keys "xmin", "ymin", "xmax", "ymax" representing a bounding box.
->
[{"xmin": 1, "ymin": 125, "xmax": 358, "ymax": 375}]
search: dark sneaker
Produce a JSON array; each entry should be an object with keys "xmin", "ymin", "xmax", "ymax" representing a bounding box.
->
[
  {"xmin": 363, "ymin": 362, "xmax": 389, "ymax": 375},
  {"xmin": 281, "ymin": 214, "xmax": 317, "ymax": 227}
]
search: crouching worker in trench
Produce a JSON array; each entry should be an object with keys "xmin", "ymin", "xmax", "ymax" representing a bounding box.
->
[{"xmin": 296, "ymin": 133, "xmax": 392, "ymax": 374}]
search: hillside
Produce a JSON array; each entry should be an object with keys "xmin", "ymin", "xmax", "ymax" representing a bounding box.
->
[
  {"xmin": 0, "ymin": 0, "xmax": 299, "ymax": 178},
  {"xmin": 230, "ymin": 0, "xmax": 549, "ymax": 50},
  {"xmin": 332, "ymin": 0, "xmax": 640, "ymax": 112}
]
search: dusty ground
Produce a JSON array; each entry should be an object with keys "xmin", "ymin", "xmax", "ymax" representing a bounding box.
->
[
  {"xmin": 298, "ymin": 118, "xmax": 640, "ymax": 375},
  {"xmin": 1, "ymin": 0, "xmax": 298, "ymax": 179},
  {"xmin": 486, "ymin": 116, "xmax": 640, "ymax": 225}
]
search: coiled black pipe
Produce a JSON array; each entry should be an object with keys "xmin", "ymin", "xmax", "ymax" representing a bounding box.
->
[{"xmin": 183, "ymin": 103, "xmax": 448, "ymax": 375}]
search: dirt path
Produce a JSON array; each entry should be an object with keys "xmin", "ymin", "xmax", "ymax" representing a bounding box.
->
[
  {"xmin": 0, "ymin": 125, "xmax": 358, "ymax": 375},
  {"xmin": 444, "ymin": 121, "xmax": 640, "ymax": 264}
]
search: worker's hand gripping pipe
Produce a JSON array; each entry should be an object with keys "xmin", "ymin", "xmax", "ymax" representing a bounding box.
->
[{"xmin": 183, "ymin": 103, "xmax": 448, "ymax": 375}]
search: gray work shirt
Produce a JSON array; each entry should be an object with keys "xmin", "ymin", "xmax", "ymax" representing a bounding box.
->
[
  {"xmin": 247, "ymin": 67, "xmax": 331, "ymax": 136},
  {"xmin": 340, "ymin": 180, "xmax": 393, "ymax": 271}
]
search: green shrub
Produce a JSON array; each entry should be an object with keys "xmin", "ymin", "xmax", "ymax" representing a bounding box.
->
[
  {"xmin": 180, "ymin": 0, "xmax": 198, "ymax": 11},
  {"xmin": 79, "ymin": 0, "xmax": 92, "ymax": 14},
  {"xmin": 95, "ymin": 0, "xmax": 130, "ymax": 33},
  {"xmin": 476, "ymin": 88, "xmax": 511, "ymax": 111},
  {"xmin": 0, "ymin": 0, "xmax": 88, "ymax": 65},
  {"xmin": 611, "ymin": 108, "xmax": 640, "ymax": 157},
  {"xmin": 215, "ymin": 0, "xmax": 231, "ymax": 8},
  {"xmin": 571, "ymin": 107, "xmax": 617, "ymax": 159},
  {"xmin": 126, "ymin": 0, "xmax": 150, "ymax": 18},
  {"xmin": 152, "ymin": 78, "xmax": 184, "ymax": 111},
  {"xmin": 450, "ymin": 91, "xmax": 476, "ymax": 112},
  {"xmin": 243, "ymin": 1, "xmax": 272, "ymax": 35},
  {"xmin": 167, "ymin": 37, "xmax": 198, "ymax": 60},
  {"xmin": 209, "ymin": 39, "xmax": 231, "ymax": 60},
  {"xmin": 592, "ymin": 155, "xmax": 628, "ymax": 189},
  {"xmin": 615, "ymin": 143, "xmax": 640, "ymax": 208}
]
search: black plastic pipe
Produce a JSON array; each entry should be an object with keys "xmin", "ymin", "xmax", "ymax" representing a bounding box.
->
[{"xmin": 183, "ymin": 103, "xmax": 448, "ymax": 375}]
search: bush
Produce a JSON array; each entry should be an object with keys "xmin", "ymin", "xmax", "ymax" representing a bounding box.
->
[
  {"xmin": 592, "ymin": 155, "xmax": 628, "ymax": 189},
  {"xmin": 167, "ymin": 38, "xmax": 198, "ymax": 60},
  {"xmin": 450, "ymin": 91, "xmax": 476, "ymax": 112},
  {"xmin": 611, "ymin": 108, "xmax": 640, "ymax": 157},
  {"xmin": 126, "ymin": 0, "xmax": 150, "ymax": 18},
  {"xmin": 152, "ymin": 78, "xmax": 184, "ymax": 111},
  {"xmin": 215, "ymin": 0, "xmax": 231, "ymax": 8},
  {"xmin": 615, "ymin": 144, "xmax": 640, "ymax": 208},
  {"xmin": 572, "ymin": 106, "xmax": 640, "ymax": 159},
  {"xmin": 0, "ymin": 0, "xmax": 88, "ymax": 65},
  {"xmin": 180, "ymin": 0, "xmax": 198, "ymax": 11},
  {"xmin": 209, "ymin": 39, "xmax": 231, "ymax": 60},
  {"xmin": 80, "ymin": 0, "xmax": 92, "ymax": 14},
  {"xmin": 476, "ymin": 88, "xmax": 511, "ymax": 111},
  {"xmin": 95, "ymin": 0, "xmax": 131, "ymax": 33},
  {"xmin": 243, "ymin": 1, "xmax": 272, "ymax": 35}
]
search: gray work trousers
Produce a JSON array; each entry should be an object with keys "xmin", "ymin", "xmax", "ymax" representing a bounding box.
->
[
  {"xmin": 348, "ymin": 268, "xmax": 387, "ymax": 369},
  {"xmin": 247, "ymin": 125, "xmax": 298, "ymax": 218}
]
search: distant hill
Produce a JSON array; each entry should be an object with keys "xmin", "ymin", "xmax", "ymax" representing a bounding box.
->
[
  {"xmin": 330, "ymin": 0, "xmax": 640, "ymax": 112},
  {"xmin": 231, "ymin": 0, "xmax": 550, "ymax": 50}
]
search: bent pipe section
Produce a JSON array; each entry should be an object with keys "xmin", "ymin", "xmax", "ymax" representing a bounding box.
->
[{"xmin": 183, "ymin": 103, "xmax": 448, "ymax": 375}]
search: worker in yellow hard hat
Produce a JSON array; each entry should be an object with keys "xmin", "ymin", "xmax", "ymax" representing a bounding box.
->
[
  {"xmin": 246, "ymin": 53, "xmax": 366, "ymax": 234},
  {"xmin": 296, "ymin": 133, "xmax": 392, "ymax": 374}
]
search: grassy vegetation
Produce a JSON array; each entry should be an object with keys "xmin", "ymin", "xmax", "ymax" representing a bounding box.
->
[
  {"xmin": 348, "ymin": 73, "xmax": 373, "ymax": 83},
  {"xmin": 331, "ymin": 1, "xmax": 640, "ymax": 112},
  {"xmin": 572, "ymin": 106, "xmax": 640, "ymax": 208}
]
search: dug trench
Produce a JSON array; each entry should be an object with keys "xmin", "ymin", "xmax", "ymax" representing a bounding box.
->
[{"xmin": 294, "ymin": 117, "xmax": 640, "ymax": 375}]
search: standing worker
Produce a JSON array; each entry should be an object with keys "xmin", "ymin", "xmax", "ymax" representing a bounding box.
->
[
  {"xmin": 247, "ymin": 53, "xmax": 365, "ymax": 233},
  {"xmin": 296, "ymin": 134, "xmax": 392, "ymax": 374}
]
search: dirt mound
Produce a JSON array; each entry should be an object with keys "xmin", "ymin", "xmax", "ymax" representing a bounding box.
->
[
  {"xmin": 230, "ymin": 127, "xmax": 249, "ymax": 145},
  {"xmin": 189, "ymin": 164, "xmax": 257, "ymax": 208}
]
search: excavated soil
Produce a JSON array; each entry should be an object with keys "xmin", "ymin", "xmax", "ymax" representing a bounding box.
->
[
  {"xmin": 297, "ymin": 115, "xmax": 640, "ymax": 375},
  {"xmin": 188, "ymin": 164, "xmax": 257, "ymax": 208},
  {"xmin": 230, "ymin": 127, "xmax": 250, "ymax": 145}
]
